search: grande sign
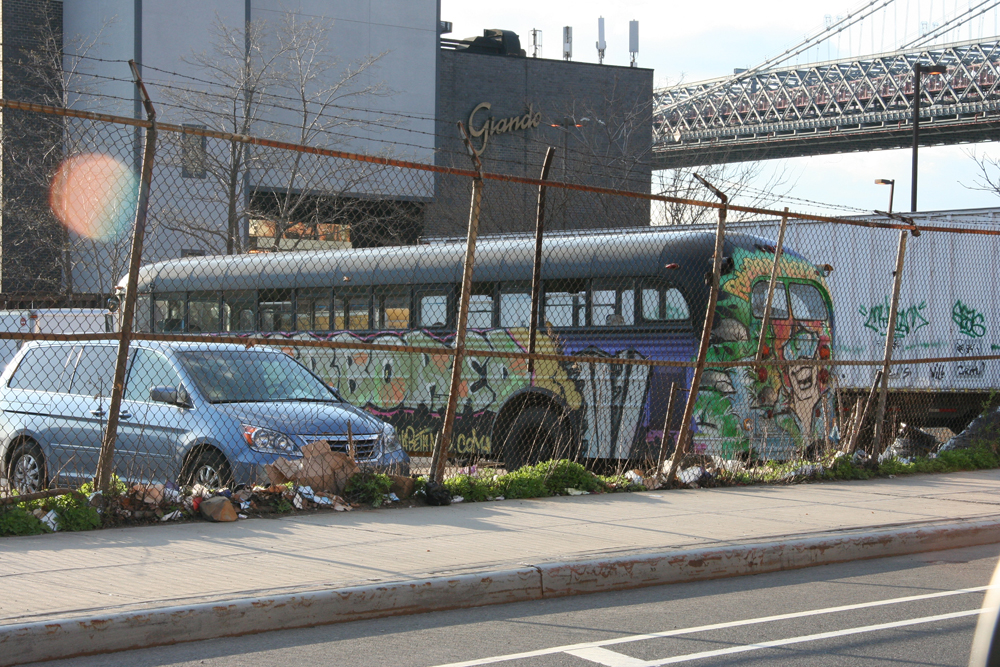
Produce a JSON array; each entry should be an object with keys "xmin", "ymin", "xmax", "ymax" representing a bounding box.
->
[{"xmin": 466, "ymin": 102, "xmax": 542, "ymax": 156}]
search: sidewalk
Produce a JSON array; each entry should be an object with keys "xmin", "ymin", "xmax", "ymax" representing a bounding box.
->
[{"xmin": 3, "ymin": 469, "xmax": 1000, "ymax": 664}]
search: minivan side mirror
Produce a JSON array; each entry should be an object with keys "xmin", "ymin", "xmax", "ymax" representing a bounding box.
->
[{"xmin": 150, "ymin": 385, "xmax": 193, "ymax": 408}]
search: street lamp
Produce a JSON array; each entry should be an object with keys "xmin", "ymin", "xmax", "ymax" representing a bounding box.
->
[
  {"xmin": 549, "ymin": 116, "xmax": 588, "ymax": 229},
  {"xmin": 875, "ymin": 178, "xmax": 895, "ymax": 213},
  {"xmin": 911, "ymin": 63, "xmax": 947, "ymax": 212}
]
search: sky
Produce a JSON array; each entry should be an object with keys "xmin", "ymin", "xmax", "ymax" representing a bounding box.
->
[{"xmin": 440, "ymin": 0, "xmax": 1000, "ymax": 216}]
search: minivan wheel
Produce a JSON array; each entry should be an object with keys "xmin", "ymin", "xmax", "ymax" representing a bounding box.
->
[
  {"xmin": 8, "ymin": 441, "xmax": 46, "ymax": 494},
  {"xmin": 184, "ymin": 450, "xmax": 233, "ymax": 489}
]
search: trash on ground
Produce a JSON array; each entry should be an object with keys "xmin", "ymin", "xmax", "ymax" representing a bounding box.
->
[
  {"xmin": 160, "ymin": 510, "xmax": 183, "ymax": 522},
  {"xmin": 424, "ymin": 481, "xmax": 452, "ymax": 506},
  {"xmin": 265, "ymin": 440, "xmax": 358, "ymax": 495},
  {"xmin": 451, "ymin": 495, "xmax": 465, "ymax": 503},
  {"xmin": 388, "ymin": 474, "xmax": 415, "ymax": 499},
  {"xmin": 678, "ymin": 466, "xmax": 705, "ymax": 487},
  {"xmin": 40, "ymin": 510, "xmax": 59, "ymax": 531},
  {"xmin": 200, "ymin": 496, "xmax": 238, "ymax": 522},
  {"xmin": 565, "ymin": 488, "xmax": 588, "ymax": 496}
]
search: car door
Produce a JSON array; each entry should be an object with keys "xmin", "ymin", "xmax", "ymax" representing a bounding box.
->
[
  {"xmin": 48, "ymin": 344, "xmax": 118, "ymax": 484},
  {"xmin": 118, "ymin": 347, "xmax": 189, "ymax": 482},
  {"xmin": 4, "ymin": 344, "xmax": 76, "ymax": 481}
]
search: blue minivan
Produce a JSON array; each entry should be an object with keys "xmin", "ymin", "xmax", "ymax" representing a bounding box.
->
[{"xmin": 0, "ymin": 341, "xmax": 409, "ymax": 493}]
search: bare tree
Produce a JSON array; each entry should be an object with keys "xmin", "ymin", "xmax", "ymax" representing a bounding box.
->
[
  {"xmin": 158, "ymin": 11, "xmax": 394, "ymax": 255},
  {"xmin": 653, "ymin": 161, "xmax": 793, "ymax": 226}
]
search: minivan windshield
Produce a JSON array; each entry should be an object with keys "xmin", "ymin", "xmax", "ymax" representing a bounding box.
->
[{"xmin": 176, "ymin": 349, "xmax": 338, "ymax": 404}]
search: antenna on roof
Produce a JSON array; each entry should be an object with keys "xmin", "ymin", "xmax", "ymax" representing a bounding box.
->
[
  {"xmin": 563, "ymin": 26, "xmax": 572, "ymax": 61},
  {"xmin": 628, "ymin": 20, "xmax": 639, "ymax": 67},
  {"xmin": 530, "ymin": 28, "xmax": 542, "ymax": 58},
  {"xmin": 596, "ymin": 17, "xmax": 606, "ymax": 64}
]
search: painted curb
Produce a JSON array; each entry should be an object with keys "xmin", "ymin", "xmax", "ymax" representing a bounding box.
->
[{"xmin": 2, "ymin": 518, "xmax": 999, "ymax": 666}]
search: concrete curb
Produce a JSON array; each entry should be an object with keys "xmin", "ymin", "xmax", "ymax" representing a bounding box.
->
[{"xmin": 3, "ymin": 517, "xmax": 1000, "ymax": 666}]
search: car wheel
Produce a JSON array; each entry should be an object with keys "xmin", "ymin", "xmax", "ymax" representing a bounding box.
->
[
  {"xmin": 8, "ymin": 441, "xmax": 46, "ymax": 494},
  {"xmin": 184, "ymin": 450, "xmax": 233, "ymax": 489},
  {"xmin": 502, "ymin": 406, "xmax": 573, "ymax": 471}
]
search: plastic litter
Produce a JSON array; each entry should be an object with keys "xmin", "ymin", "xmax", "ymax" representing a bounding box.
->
[
  {"xmin": 451, "ymin": 495, "xmax": 465, "ymax": 503},
  {"xmin": 40, "ymin": 510, "xmax": 59, "ymax": 531},
  {"xmin": 160, "ymin": 510, "xmax": 183, "ymax": 522},
  {"xmin": 565, "ymin": 488, "xmax": 588, "ymax": 496}
]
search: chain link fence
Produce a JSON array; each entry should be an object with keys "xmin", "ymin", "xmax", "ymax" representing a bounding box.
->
[{"xmin": 1, "ymin": 93, "xmax": 998, "ymax": 502}]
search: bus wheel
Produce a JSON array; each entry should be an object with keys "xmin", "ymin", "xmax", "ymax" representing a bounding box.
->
[{"xmin": 502, "ymin": 407, "xmax": 572, "ymax": 471}]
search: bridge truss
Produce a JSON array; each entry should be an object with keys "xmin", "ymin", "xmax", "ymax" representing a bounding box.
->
[{"xmin": 652, "ymin": 39, "xmax": 1000, "ymax": 169}]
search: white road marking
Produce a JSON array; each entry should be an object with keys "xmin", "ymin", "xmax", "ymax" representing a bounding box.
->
[
  {"xmin": 428, "ymin": 586, "xmax": 991, "ymax": 667},
  {"xmin": 639, "ymin": 609, "xmax": 983, "ymax": 666},
  {"xmin": 565, "ymin": 647, "xmax": 648, "ymax": 667}
]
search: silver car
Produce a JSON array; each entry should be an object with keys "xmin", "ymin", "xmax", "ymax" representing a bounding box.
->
[{"xmin": 1, "ymin": 341, "xmax": 409, "ymax": 493}]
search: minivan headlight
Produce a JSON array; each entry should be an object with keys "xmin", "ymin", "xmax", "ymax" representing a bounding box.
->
[
  {"xmin": 377, "ymin": 423, "xmax": 402, "ymax": 453},
  {"xmin": 243, "ymin": 425, "xmax": 300, "ymax": 456}
]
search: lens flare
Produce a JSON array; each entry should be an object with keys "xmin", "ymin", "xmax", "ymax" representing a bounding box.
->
[{"xmin": 49, "ymin": 153, "xmax": 137, "ymax": 241}]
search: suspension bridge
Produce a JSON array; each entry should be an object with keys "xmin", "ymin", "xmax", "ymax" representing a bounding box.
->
[{"xmin": 652, "ymin": 1, "xmax": 1000, "ymax": 169}]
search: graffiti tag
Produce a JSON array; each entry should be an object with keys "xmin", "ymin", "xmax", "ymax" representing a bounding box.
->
[
  {"xmin": 952, "ymin": 300, "xmax": 987, "ymax": 338},
  {"xmin": 859, "ymin": 297, "xmax": 929, "ymax": 339},
  {"xmin": 930, "ymin": 364, "xmax": 946, "ymax": 381}
]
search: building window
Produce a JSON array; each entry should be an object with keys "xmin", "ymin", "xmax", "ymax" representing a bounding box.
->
[{"xmin": 181, "ymin": 125, "xmax": 206, "ymax": 179}]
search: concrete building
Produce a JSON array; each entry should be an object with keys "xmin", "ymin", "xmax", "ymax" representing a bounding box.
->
[
  {"xmin": 428, "ymin": 31, "xmax": 654, "ymax": 238},
  {"xmin": 0, "ymin": 3, "xmax": 653, "ymax": 300}
]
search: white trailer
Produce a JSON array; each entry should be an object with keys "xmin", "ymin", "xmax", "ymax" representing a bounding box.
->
[
  {"xmin": 729, "ymin": 206, "xmax": 1000, "ymax": 430},
  {"xmin": 0, "ymin": 309, "xmax": 114, "ymax": 372}
]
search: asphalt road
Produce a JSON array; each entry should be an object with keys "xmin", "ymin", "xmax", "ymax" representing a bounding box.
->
[{"xmin": 26, "ymin": 542, "xmax": 1000, "ymax": 667}]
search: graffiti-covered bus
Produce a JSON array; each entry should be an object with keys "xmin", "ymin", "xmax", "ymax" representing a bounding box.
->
[{"xmin": 121, "ymin": 230, "xmax": 835, "ymax": 466}]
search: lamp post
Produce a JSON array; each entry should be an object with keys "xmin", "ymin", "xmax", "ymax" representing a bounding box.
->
[
  {"xmin": 549, "ymin": 116, "xmax": 586, "ymax": 229},
  {"xmin": 911, "ymin": 63, "xmax": 947, "ymax": 212},
  {"xmin": 875, "ymin": 178, "xmax": 895, "ymax": 213}
]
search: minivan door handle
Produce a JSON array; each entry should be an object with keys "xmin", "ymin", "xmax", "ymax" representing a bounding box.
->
[
  {"xmin": 118, "ymin": 411, "xmax": 132, "ymax": 420},
  {"xmin": 89, "ymin": 409, "xmax": 105, "ymax": 417}
]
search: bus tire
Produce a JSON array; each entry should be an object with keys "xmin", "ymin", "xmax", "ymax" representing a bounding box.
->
[{"xmin": 501, "ymin": 406, "xmax": 573, "ymax": 471}]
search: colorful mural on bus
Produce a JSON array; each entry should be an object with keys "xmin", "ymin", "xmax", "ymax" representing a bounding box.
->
[{"xmin": 255, "ymin": 246, "xmax": 834, "ymax": 462}]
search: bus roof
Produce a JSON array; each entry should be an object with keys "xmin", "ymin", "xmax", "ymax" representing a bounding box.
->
[{"xmin": 125, "ymin": 230, "xmax": 806, "ymax": 296}]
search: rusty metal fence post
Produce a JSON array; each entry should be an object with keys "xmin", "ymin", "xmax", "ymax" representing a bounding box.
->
[
  {"xmin": 94, "ymin": 61, "xmax": 157, "ymax": 493},
  {"xmin": 527, "ymin": 147, "xmax": 556, "ymax": 376},
  {"xmin": 664, "ymin": 174, "xmax": 728, "ymax": 486},
  {"xmin": 871, "ymin": 213, "xmax": 920, "ymax": 451},
  {"xmin": 430, "ymin": 123, "xmax": 484, "ymax": 483},
  {"xmin": 755, "ymin": 208, "xmax": 788, "ymax": 365}
]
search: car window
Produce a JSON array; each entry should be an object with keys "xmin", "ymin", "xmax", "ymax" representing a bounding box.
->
[
  {"xmin": 751, "ymin": 281, "xmax": 790, "ymax": 319},
  {"xmin": 70, "ymin": 345, "xmax": 118, "ymax": 397},
  {"xmin": 125, "ymin": 349, "xmax": 182, "ymax": 403},
  {"xmin": 176, "ymin": 349, "xmax": 337, "ymax": 403},
  {"xmin": 9, "ymin": 345, "xmax": 75, "ymax": 392},
  {"xmin": 788, "ymin": 282, "xmax": 830, "ymax": 321}
]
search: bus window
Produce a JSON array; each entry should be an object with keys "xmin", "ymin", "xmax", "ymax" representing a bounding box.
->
[
  {"xmin": 751, "ymin": 281, "xmax": 789, "ymax": 320},
  {"xmin": 335, "ymin": 289, "xmax": 370, "ymax": 331},
  {"xmin": 296, "ymin": 289, "xmax": 331, "ymax": 331},
  {"xmin": 188, "ymin": 291, "xmax": 220, "ymax": 332},
  {"xmin": 500, "ymin": 289, "xmax": 532, "ymax": 328},
  {"xmin": 788, "ymin": 282, "xmax": 829, "ymax": 321},
  {"xmin": 376, "ymin": 290, "xmax": 410, "ymax": 329},
  {"xmin": 153, "ymin": 293, "xmax": 185, "ymax": 333},
  {"xmin": 467, "ymin": 284, "xmax": 495, "ymax": 329},
  {"xmin": 224, "ymin": 291, "xmax": 257, "ymax": 332},
  {"xmin": 544, "ymin": 281, "xmax": 585, "ymax": 328},
  {"xmin": 592, "ymin": 281, "xmax": 634, "ymax": 327},
  {"xmin": 418, "ymin": 293, "xmax": 449, "ymax": 328},
  {"xmin": 259, "ymin": 289, "xmax": 293, "ymax": 331},
  {"xmin": 641, "ymin": 283, "xmax": 690, "ymax": 321}
]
